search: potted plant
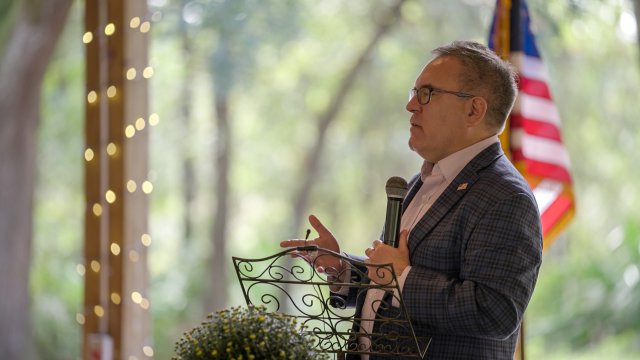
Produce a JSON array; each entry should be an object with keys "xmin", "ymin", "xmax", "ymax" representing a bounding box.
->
[{"xmin": 173, "ymin": 305, "xmax": 328, "ymax": 360}]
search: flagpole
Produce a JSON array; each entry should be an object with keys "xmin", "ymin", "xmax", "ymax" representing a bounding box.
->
[
  {"xmin": 491, "ymin": 1, "xmax": 525, "ymax": 359},
  {"xmin": 494, "ymin": 0, "xmax": 512, "ymax": 159},
  {"xmin": 501, "ymin": 0, "xmax": 525, "ymax": 360}
]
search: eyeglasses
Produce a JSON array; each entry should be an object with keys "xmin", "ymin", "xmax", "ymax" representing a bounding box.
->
[{"xmin": 409, "ymin": 86, "xmax": 475, "ymax": 105}]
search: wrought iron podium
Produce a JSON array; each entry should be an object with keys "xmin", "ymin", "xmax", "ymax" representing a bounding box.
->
[{"xmin": 233, "ymin": 246, "xmax": 431, "ymax": 359}]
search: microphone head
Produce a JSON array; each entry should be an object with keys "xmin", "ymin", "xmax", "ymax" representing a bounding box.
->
[{"xmin": 385, "ymin": 176, "xmax": 408, "ymax": 198}]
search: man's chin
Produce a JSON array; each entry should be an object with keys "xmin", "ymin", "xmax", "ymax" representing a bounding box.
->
[
  {"xmin": 408, "ymin": 140, "xmax": 432, "ymax": 161},
  {"xmin": 408, "ymin": 136, "xmax": 422, "ymax": 152}
]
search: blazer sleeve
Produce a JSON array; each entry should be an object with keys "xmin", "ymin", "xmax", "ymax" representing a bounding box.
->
[
  {"xmin": 402, "ymin": 192, "xmax": 543, "ymax": 339},
  {"xmin": 328, "ymin": 254, "xmax": 368, "ymax": 308}
]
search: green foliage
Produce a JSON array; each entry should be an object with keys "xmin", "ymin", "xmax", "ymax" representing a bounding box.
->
[
  {"xmin": 527, "ymin": 217, "xmax": 640, "ymax": 356},
  {"xmin": 173, "ymin": 305, "xmax": 327, "ymax": 360},
  {"xmin": 32, "ymin": 0, "xmax": 640, "ymax": 358}
]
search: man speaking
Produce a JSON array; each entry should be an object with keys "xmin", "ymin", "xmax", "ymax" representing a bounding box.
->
[{"xmin": 281, "ymin": 40, "xmax": 543, "ymax": 360}]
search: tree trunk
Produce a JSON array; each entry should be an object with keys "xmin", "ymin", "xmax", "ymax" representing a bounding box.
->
[
  {"xmin": 178, "ymin": 0, "xmax": 196, "ymax": 245},
  {"xmin": 208, "ymin": 93, "xmax": 230, "ymax": 312},
  {"xmin": 0, "ymin": 0, "xmax": 72, "ymax": 357},
  {"xmin": 290, "ymin": 0, "xmax": 407, "ymax": 240},
  {"xmin": 205, "ymin": 38, "xmax": 233, "ymax": 313}
]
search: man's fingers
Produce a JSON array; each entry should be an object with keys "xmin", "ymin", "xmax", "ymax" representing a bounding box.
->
[
  {"xmin": 364, "ymin": 247, "xmax": 373, "ymax": 257},
  {"xmin": 280, "ymin": 239, "xmax": 314, "ymax": 248},
  {"xmin": 308, "ymin": 214, "xmax": 332, "ymax": 237},
  {"xmin": 280, "ymin": 240, "xmax": 294, "ymax": 248}
]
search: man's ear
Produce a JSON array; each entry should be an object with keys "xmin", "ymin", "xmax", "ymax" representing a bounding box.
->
[{"xmin": 465, "ymin": 97, "xmax": 488, "ymax": 127}]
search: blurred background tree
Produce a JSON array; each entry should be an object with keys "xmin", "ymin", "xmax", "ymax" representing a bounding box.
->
[
  {"xmin": 0, "ymin": 0, "xmax": 72, "ymax": 358},
  {"xmin": 1, "ymin": 0, "xmax": 637, "ymax": 358}
]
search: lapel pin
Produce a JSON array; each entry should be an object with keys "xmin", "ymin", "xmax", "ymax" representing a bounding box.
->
[{"xmin": 457, "ymin": 183, "xmax": 468, "ymax": 191}]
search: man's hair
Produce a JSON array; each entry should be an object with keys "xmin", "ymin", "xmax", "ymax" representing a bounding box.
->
[{"xmin": 432, "ymin": 40, "xmax": 517, "ymax": 131}]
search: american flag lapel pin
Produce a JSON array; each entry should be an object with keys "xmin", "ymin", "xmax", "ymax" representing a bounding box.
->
[{"xmin": 457, "ymin": 183, "xmax": 468, "ymax": 191}]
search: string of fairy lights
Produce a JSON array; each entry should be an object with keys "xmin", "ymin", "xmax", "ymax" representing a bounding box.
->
[{"xmin": 78, "ymin": 9, "xmax": 158, "ymax": 359}]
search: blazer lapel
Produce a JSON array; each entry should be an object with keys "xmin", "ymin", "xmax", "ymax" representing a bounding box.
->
[{"xmin": 407, "ymin": 143, "xmax": 505, "ymax": 255}]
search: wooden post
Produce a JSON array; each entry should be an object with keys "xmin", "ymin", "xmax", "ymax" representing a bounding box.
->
[{"xmin": 83, "ymin": 0, "xmax": 152, "ymax": 358}]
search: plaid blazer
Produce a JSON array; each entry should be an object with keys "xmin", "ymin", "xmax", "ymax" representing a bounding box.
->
[{"xmin": 345, "ymin": 142, "xmax": 543, "ymax": 360}]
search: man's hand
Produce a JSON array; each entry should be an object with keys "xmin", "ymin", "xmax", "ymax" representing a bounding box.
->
[
  {"xmin": 280, "ymin": 214, "xmax": 345, "ymax": 277},
  {"xmin": 364, "ymin": 230, "xmax": 410, "ymax": 284}
]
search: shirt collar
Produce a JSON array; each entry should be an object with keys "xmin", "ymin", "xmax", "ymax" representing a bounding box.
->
[{"xmin": 421, "ymin": 135, "xmax": 499, "ymax": 183}]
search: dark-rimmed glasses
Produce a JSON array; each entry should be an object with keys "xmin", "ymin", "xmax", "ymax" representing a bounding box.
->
[{"xmin": 409, "ymin": 86, "xmax": 475, "ymax": 105}]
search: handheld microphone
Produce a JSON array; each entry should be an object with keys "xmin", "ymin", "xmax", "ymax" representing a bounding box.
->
[{"xmin": 383, "ymin": 176, "xmax": 408, "ymax": 248}]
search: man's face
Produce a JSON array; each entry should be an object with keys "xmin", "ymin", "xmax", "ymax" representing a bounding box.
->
[{"xmin": 406, "ymin": 56, "xmax": 471, "ymax": 163}]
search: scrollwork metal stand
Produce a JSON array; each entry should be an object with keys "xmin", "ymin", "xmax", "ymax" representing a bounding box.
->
[{"xmin": 232, "ymin": 246, "xmax": 431, "ymax": 359}]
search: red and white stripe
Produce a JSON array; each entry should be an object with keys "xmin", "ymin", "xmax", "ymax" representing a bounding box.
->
[{"xmin": 510, "ymin": 53, "xmax": 574, "ymax": 237}]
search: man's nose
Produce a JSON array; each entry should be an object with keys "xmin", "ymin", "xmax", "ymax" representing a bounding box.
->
[{"xmin": 406, "ymin": 95, "xmax": 420, "ymax": 113}]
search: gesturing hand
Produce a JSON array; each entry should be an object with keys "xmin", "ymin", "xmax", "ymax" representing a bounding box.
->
[
  {"xmin": 280, "ymin": 215, "xmax": 345, "ymax": 277},
  {"xmin": 364, "ymin": 229, "xmax": 410, "ymax": 284}
]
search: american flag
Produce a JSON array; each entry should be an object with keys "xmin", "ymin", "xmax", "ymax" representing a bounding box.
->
[{"xmin": 488, "ymin": 0, "xmax": 575, "ymax": 249}]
